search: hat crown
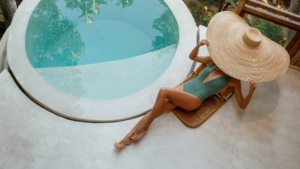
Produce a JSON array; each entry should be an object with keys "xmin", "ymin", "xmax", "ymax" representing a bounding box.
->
[{"xmin": 242, "ymin": 28, "xmax": 263, "ymax": 47}]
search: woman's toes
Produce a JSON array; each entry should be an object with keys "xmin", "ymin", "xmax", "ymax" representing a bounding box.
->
[
  {"xmin": 114, "ymin": 143, "xmax": 120, "ymax": 148},
  {"xmin": 114, "ymin": 137, "xmax": 133, "ymax": 148}
]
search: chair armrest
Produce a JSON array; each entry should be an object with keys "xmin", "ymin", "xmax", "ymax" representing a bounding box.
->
[{"xmin": 215, "ymin": 87, "xmax": 234, "ymax": 102}]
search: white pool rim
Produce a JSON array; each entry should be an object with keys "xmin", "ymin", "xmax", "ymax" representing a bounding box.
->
[{"xmin": 7, "ymin": 0, "xmax": 197, "ymax": 122}]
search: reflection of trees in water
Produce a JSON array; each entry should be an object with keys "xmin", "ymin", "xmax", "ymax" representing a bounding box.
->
[
  {"xmin": 63, "ymin": 0, "xmax": 133, "ymax": 23},
  {"xmin": 26, "ymin": 0, "xmax": 86, "ymax": 68},
  {"xmin": 64, "ymin": 0, "xmax": 108, "ymax": 23},
  {"xmin": 116, "ymin": 0, "xmax": 133, "ymax": 8},
  {"xmin": 26, "ymin": 0, "xmax": 87, "ymax": 97},
  {"xmin": 151, "ymin": 0, "xmax": 179, "ymax": 55}
]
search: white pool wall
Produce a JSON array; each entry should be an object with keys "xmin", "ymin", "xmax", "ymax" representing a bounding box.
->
[{"xmin": 7, "ymin": 0, "xmax": 198, "ymax": 121}]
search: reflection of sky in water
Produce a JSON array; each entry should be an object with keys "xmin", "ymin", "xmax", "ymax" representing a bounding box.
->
[
  {"xmin": 26, "ymin": 0, "xmax": 179, "ymax": 68},
  {"xmin": 25, "ymin": 0, "xmax": 180, "ymax": 100}
]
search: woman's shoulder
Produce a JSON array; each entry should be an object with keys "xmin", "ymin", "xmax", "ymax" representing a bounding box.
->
[
  {"xmin": 228, "ymin": 77, "xmax": 241, "ymax": 87},
  {"xmin": 208, "ymin": 59, "xmax": 215, "ymax": 65}
]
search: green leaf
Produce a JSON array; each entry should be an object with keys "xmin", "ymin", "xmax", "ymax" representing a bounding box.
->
[{"xmin": 224, "ymin": 0, "xmax": 236, "ymax": 7}]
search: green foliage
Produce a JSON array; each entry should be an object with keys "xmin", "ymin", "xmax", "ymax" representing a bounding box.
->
[
  {"xmin": 26, "ymin": 0, "xmax": 86, "ymax": 68},
  {"xmin": 202, "ymin": 10, "xmax": 216, "ymax": 26},
  {"xmin": 245, "ymin": 15, "xmax": 285, "ymax": 46},
  {"xmin": 282, "ymin": 0, "xmax": 291, "ymax": 6},
  {"xmin": 208, "ymin": 0, "xmax": 215, "ymax": 5},
  {"xmin": 187, "ymin": 0, "xmax": 220, "ymax": 26},
  {"xmin": 64, "ymin": 0, "xmax": 108, "ymax": 23},
  {"xmin": 188, "ymin": 1, "xmax": 203, "ymax": 25},
  {"xmin": 207, "ymin": 10, "xmax": 215, "ymax": 20},
  {"xmin": 159, "ymin": 0, "xmax": 169, "ymax": 8},
  {"xmin": 26, "ymin": 0, "xmax": 88, "ymax": 96},
  {"xmin": 192, "ymin": 8, "xmax": 198, "ymax": 18},
  {"xmin": 224, "ymin": 0, "xmax": 237, "ymax": 7},
  {"xmin": 116, "ymin": 0, "xmax": 133, "ymax": 8},
  {"xmin": 189, "ymin": 1, "xmax": 197, "ymax": 7},
  {"xmin": 64, "ymin": 0, "xmax": 134, "ymax": 23},
  {"xmin": 151, "ymin": 2, "xmax": 179, "ymax": 51}
]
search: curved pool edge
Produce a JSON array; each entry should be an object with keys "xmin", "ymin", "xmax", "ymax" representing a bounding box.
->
[{"xmin": 7, "ymin": 0, "xmax": 197, "ymax": 122}]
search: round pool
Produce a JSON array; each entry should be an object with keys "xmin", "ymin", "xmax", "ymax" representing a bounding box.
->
[
  {"xmin": 8, "ymin": 0, "xmax": 197, "ymax": 121},
  {"xmin": 25, "ymin": 0, "xmax": 179, "ymax": 100}
]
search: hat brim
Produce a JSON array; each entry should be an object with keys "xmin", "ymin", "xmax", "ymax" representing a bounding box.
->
[{"xmin": 206, "ymin": 11, "xmax": 290, "ymax": 82}]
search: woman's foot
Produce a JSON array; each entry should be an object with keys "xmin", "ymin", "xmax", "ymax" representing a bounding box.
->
[
  {"xmin": 131, "ymin": 127, "xmax": 148, "ymax": 141},
  {"xmin": 114, "ymin": 136, "xmax": 132, "ymax": 148}
]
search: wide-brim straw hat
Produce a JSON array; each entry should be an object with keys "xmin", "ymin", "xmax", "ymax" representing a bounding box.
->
[{"xmin": 206, "ymin": 11, "xmax": 290, "ymax": 82}]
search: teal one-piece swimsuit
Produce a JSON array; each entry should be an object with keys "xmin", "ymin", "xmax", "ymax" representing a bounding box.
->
[{"xmin": 183, "ymin": 63, "xmax": 231, "ymax": 102}]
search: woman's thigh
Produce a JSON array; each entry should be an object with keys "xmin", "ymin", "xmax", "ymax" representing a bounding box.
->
[{"xmin": 159, "ymin": 86, "xmax": 201, "ymax": 111}]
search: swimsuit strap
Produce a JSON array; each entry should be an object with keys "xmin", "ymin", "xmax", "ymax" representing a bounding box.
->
[
  {"xmin": 182, "ymin": 63, "xmax": 231, "ymax": 102},
  {"xmin": 198, "ymin": 63, "xmax": 218, "ymax": 82}
]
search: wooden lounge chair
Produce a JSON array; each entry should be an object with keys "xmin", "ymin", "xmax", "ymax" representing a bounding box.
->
[{"xmin": 172, "ymin": 64, "xmax": 234, "ymax": 128}]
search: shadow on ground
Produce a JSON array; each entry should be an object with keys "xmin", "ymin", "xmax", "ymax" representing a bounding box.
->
[{"xmin": 217, "ymin": 80, "xmax": 280, "ymax": 128}]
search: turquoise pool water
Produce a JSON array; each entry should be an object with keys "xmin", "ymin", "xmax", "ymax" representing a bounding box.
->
[{"xmin": 25, "ymin": 0, "xmax": 179, "ymax": 100}]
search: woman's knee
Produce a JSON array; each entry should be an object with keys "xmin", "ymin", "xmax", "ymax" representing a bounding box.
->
[{"xmin": 158, "ymin": 87, "xmax": 169, "ymax": 97}]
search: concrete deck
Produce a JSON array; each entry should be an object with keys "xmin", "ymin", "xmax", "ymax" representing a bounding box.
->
[
  {"xmin": 1, "ymin": 64, "xmax": 300, "ymax": 168},
  {"xmin": 2, "ymin": 0, "xmax": 300, "ymax": 168}
]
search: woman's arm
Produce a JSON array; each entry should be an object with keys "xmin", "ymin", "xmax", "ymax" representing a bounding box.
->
[
  {"xmin": 231, "ymin": 79, "xmax": 257, "ymax": 110},
  {"xmin": 189, "ymin": 39, "xmax": 213, "ymax": 64}
]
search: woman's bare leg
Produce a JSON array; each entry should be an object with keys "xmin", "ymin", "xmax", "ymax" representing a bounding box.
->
[
  {"xmin": 131, "ymin": 87, "xmax": 201, "ymax": 141},
  {"xmin": 114, "ymin": 99, "xmax": 177, "ymax": 148},
  {"xmin": 115, "ymin": 86, "xmax": 184, "ymax": 148},
  {"xmin": 114, "ymin": 85, "xmax": 201, "ymax": 148},
  {"xmin": 127, "ymin": 85, "xmax": 184, "ymax": 132}
]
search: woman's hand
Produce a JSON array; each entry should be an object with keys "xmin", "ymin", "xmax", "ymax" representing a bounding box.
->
[
  {"xmin": 232, "ymin": 78, "xmax": 256, "ymax": 110},
  {"xmin": 189, "ymin": 39, "xmax": 213, "ymax": 64},
  {"xmin": 248, "ymin": 79, "xmax": 257, "ymax": 93},
  {"xmin": 198, "ymin": 39, "xmax": 210, "ymax": 47}
]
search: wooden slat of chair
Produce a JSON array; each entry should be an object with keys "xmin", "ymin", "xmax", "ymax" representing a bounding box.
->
[
  {"xmin": 235, "ymin": 0, "xmax": 247, "ymax": 16},
  {"xmin": 286, "ymin": 32, "xmax": 300, "ymax": 52},
  {"xmin": 288, "ymin": 37, "xmax": 300, "ymax": 59},
  {"xmin": 243, "ymin": 4, "xmax": 300, "ymax": 31},
  {"xmin": 247, "ymin": 0, "xmax": 300, "ymax": 22}
]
